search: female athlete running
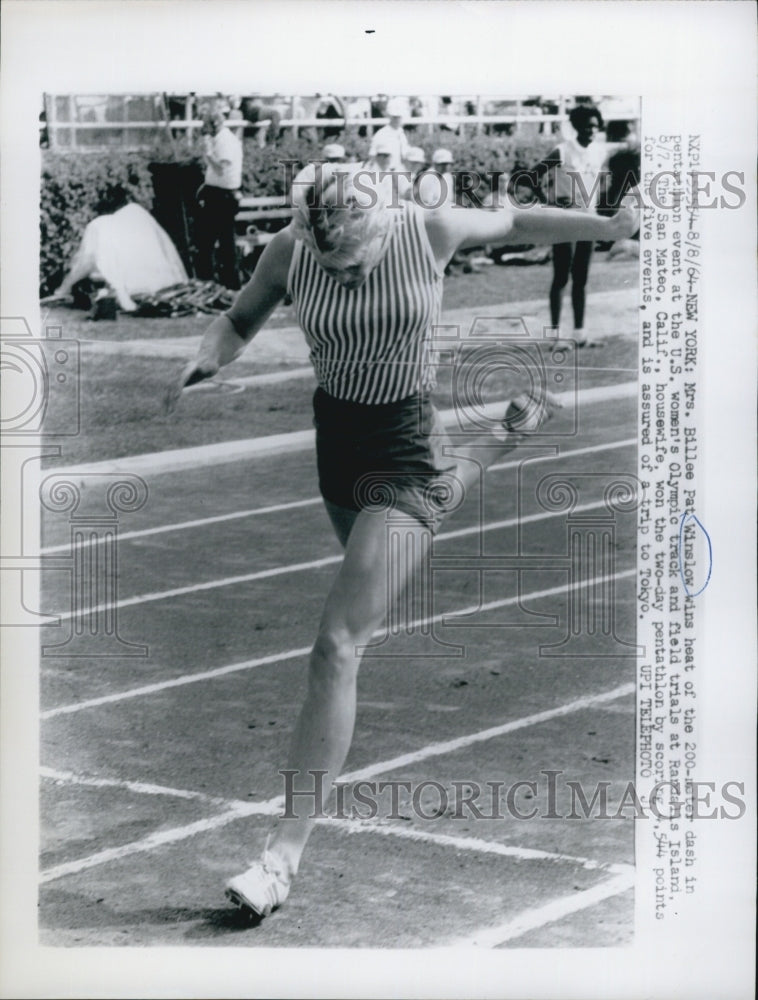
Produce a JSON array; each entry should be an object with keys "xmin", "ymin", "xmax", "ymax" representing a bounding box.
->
[{"xmin": 166, "ymin": 162, "xmax": 637, "ymax": 918}]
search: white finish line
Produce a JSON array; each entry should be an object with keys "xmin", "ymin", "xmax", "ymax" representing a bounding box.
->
[
  {"xmin": 327, "ymin": 819, "xmax": 633, "ymax": 876},
  {"xmin": 39, "ymin": 680, "xmax": 634, "ymax": 884},
  {"xmin": 40, "ymin": 769, "xmax": 630, "ymax": 875}
]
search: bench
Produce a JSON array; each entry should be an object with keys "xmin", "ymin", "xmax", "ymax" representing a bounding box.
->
[{"xmin": 235, "ymin": 194, "xmax": 293, "ymax": 254}]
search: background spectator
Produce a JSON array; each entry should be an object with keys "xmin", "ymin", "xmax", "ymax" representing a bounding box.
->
[
  {"xmin": 369, "ymin": 97, "xmax": 410, "ymax": 171},
  {"xmin": 510, "ymin": 104, "xmax": 634, "ymax": 342},
  {"xmin": 316, "ymin": 94, "xmax": 346, "ymax": 139},
  {"xmin": 438, "ymin": 96, "xmax": 460, "ymax": 134},
  {"xmin": 195, "ymin": 106, "xmax": 242, "ymax": 289},
  {"xmin": 322, "ymin": 143, "xmax": 346, "ymax": 163},
  {"xmin": 366, "ymin": 136, "xmax": 410, "ymax": 200},
  {"xmin": 416, "ymin": 148, "xmax": 455, "ymax": 209},
  {"xmin": 405, "ymin": 146, "xmax": 426, "ymax": 177},
  {"xmin": 406, "ymin": 96, "xmax": 424, "ymax": 132}
]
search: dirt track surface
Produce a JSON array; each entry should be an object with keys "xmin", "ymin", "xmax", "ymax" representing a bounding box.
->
[{"xmin": 39, "ymin": 285, "xmax": 639, "ymax": 950}]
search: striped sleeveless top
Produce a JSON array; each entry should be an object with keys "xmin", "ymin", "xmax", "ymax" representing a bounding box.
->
[{"xmin": 287, "ymin": 201, "xmax": 444, "ymax": 404}]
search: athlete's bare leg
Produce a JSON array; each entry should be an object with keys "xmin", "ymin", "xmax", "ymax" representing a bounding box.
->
[
  {"xmin": 267, "ymin": 507, "xmax": 429, "ymax": 876},
  {"xmin": 267, "ymin": 403, "xmax": 554, "ymax": 878}
]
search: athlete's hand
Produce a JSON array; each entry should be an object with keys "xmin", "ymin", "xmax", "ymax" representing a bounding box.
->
[
  {"xmin": 608, "ymin": 190, "xmax": 641, "ymax": 240},
  {"xmin": 163, "ymin": 361, "xmax": 217, "ymax": 415}
]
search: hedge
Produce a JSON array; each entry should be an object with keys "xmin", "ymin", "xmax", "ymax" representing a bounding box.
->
[
  {"xmin": 240, "ymin": 127, "xmax": 557, "ymax": 200},
  {"xmin": 39, "ymin": 128, "xmax": 556, "ymax": 296},
  {"xmin": 40, "ymin": 151, "xmax": 159, "ymax": 296}
]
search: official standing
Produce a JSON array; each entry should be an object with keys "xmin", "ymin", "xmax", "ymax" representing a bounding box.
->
[
  {"xmin": 368, "ymin": 97, "xmax": 411, "ymax": 171},
  {"xmin": 196, "ymin": 108, "xmax": 243, "ymax": 290}
]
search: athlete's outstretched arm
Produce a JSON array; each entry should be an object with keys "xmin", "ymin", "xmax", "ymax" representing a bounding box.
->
[
  {"xmin": 165, "ymin": 229, "xmax": 294, "ymax": 412},
  {"xmin": 508, "ymin": 199, "xmax": 638, "ymax": 244},
  {"xmin": 425, "ymin": 196, "xmax": 639, "ymax": 267}
]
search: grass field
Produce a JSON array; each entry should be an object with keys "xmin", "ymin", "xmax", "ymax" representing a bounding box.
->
[{"xmin": 43, "ymin": 253, "xmax": 636, "ymax": 343}]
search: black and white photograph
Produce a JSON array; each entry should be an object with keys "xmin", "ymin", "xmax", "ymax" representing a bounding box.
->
[{"xmin": 1, "ymin": 2, "xmax": 755, "ymax": 998}]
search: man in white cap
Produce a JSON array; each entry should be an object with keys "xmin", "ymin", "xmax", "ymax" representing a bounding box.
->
[
  {"xmin": 368, "ymin": 96, "xmax": 410, "ymax": 171},
  {"xmin": 402, "ymin": 147, "xmax": 427, "ymax": 202},
  {"xmin": 322, "ymin": 143, "xmax": 346, "ymax": 163},
  {"xmin": 417, "ymin": 147, "xmax": 481, "ymax": 273},
  {"xmin": 366, "ymin": 135, "xmax": 394, "ymax": 172},
  {"xmin": 416, "ymin": 147, "xmax": 455, "ymax": 209},
  {"xmin": 405, "ymin": 146, "xmax": 426, "ymax": 176},
  {"xmin": 367, "ymin": 135, "xmax": 410, "ymax": 203}
]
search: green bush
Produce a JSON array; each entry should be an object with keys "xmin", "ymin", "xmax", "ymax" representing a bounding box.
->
[
  {"xmin": 241, "ymin": 133, "xmax": 319, "ymax": 197},
  {"xmin": 40, "ymin": 151, "xmax": 158, "ymax": 295},
  {"xmin": 238, "ymin": 127, "xmax": 557, "ymax": 200}
]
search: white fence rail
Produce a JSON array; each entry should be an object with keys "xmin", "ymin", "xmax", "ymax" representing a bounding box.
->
[
  {"xmin": 42, "ymin": 116, "xmax": 571, "ymax": 150},
  {"xmin": 41, "ymin": 94, "xmax": 640, "ymax": 151}
]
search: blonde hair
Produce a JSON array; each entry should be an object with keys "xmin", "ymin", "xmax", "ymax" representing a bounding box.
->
[{"xmin": 290, "ymin": 162, "xmax": 393, "ymax": 274}]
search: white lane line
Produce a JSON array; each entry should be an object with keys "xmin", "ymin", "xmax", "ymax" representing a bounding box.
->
[
  {"xmin": 39, "ymin": 682, "xmax": 633, "ymax": 883},
  {"xmin": 38, "ymin": 803, "xmax": 275, "ymax": 885},
  {"xmin": 41, "ymin": 436, "xmax": 635, "ymax": 555},
  {"xmin": 48, "ymin": 380, "xmax": 637, "ymax": 477},
  {"xmin": 39, "ymin": 769, "xmax": 630, "ymax": 875},
  {"xmin": 41, "ymin": 566, "xmax": 635, "ymax": 720},
  {"xmin": 41, "ymin": 645, "xmax": 313, "ymax": 719},
  {"xmin": 41, "ymin": 498, "xmax": 322, "ymax": 555},
  {"xmin": 223, "ymin": 368, "xmax": 314, "ymax": 388},
  {"xmin": 488, "ymin": 435, "xmax": 634, "ymax": 472},
  {"xmin": 48, "ymin": 430, "xmax": 316, "ymax": 478},
  {"xmin": 338, "ymin": 681, "xmax": 635, "ymax": 784},
  {"xmin": 222, "ymin": 366, "xmax": 637, "ymax": 388},
  {"xmin": 323, "ymin": 818, "xmax": 634, "ymax": 877},
  {"xmin": 50, "ymin": 495, "xmax": 635, "ymax": 621},
  {"xmin": 442, "ymin": 870, "xmax": 635, "ymax": 948},
  {"xmin": 40, "ymin": 766, "xmax": 233, "ymax": 807},
  {"xmin": 391, "ymin": 568, "xmax": 636, "ymax": 634}
]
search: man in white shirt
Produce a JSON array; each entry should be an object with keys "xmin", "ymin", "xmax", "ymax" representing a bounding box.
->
[
  {"xmin": 366, "ymin": 135, "xmax": 411, "ymax": 204},
  {"xmin": 196, "ymin": 108, "xmax": 243, "ymax": 289},
  {"xmin": 416, "ymin": 148, "xmax": 455, "ymax": 209},
  {"xmin": 368, "ymin": 96, "xmax": 410, "ymax": 172}
]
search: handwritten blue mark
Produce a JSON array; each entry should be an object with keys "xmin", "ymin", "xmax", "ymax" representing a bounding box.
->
[{"xmin": 678, "ymin": 512, "xmax": 712, "ymax": 597}]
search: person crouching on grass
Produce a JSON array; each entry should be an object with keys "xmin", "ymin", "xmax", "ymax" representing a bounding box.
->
[{"xmin": 166, "ymin": 162, "xmax": 638, "ymax": 919}]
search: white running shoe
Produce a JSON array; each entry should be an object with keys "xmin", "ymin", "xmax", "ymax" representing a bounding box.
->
[
  {"xmin": 225, "ymin": 850, "xmax": 291, "ymax": 918},
  {"xmin": 501, "ymin": 391, "xmax": 561, "ymax": 434}
]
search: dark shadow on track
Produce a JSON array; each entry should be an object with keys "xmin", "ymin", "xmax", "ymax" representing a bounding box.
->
[{"xmin": 40, "ymin": 887, "xmax": 265, "ymax": 936}]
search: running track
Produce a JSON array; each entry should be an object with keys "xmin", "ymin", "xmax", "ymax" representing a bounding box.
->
[{"xmin": 39, "ymin": 324, "xmax": 640, "ymax": 949}]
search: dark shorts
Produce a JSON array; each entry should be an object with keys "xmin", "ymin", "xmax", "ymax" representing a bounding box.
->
[{"xmin": 313, "ymin": 388, "xmax": 460, "ymax": 534}]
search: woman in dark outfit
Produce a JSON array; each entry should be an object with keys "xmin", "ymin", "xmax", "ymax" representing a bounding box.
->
[{"xmin": 511, "ymin": 105, "xmax": 633, "ymax": 345}]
